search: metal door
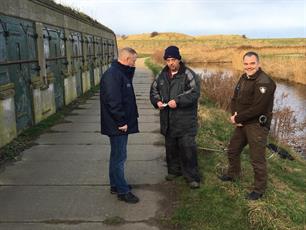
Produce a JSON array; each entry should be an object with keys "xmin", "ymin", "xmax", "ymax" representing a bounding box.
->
[
  {"xmin": 70, "ymin": 32, "xmax": 83, "ymax": 96},
  {"xmin": 0, "ymin": 17, "xmax": 9, "ymax": 86},
  {"xmin": 1, "ymin": 15, "xmax": 38, "ymax": 132},
  {"xmin": 86, "ymin": 35, "xmax": 95, "ymax": 87},
  {"xmin": 43, "ymin": 26, "xmax": 65, "ymax": 110}
]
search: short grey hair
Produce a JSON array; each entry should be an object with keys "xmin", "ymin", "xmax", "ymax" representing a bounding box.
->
[{"xmin": 119, "ymin": 47, "xmax": 137, "ymax": 59}]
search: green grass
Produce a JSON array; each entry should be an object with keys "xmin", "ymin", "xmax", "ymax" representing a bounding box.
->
[
  {"xmin": 144, "ymin": 57, "xmax": 163, "ymax": 76},
  {"xmin": 168, "ymin": 99, "xmax": 306, "ymax": 230}
]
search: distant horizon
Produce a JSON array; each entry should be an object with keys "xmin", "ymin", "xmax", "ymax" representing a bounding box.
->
[{"xmin": 116, "ymin": 31, "xmax": 305, "ymax": 40}]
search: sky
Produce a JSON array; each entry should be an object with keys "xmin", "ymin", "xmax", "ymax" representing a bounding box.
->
[{"xmin": 54, "ymin": 0, "xmax": 306, "ymax": 38}]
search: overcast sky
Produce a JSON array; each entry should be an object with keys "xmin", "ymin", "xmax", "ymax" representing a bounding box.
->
[{"xmin": 54, "ymin": 0, "xmax": 305, "ymax": 38}]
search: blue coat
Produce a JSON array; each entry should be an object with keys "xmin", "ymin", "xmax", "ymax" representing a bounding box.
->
[{"xmin": 100, "ymin": 60, "xmax": 139, "ymax": 136}]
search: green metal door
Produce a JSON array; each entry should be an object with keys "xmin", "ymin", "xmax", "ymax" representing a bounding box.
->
[
  {"xmin": 43, "ymin": 26, "xmax": 65, "ymax": 110},
  {"xmin": 0, "ymin": 17, "xmax": 9, "ymax": 86},
  {"xmin": 86, "ymin": 35, "xmax": 95, "ymax": 87},
  {"xmin": 1, "ymin": 15, "xmax": 38, "ymax": 132},
  {"xmin": 96, "ymin": 37, "xmax": 103, "ymax": 75},
  {"xmin": 70, "ymin": 32, "xmax": 83, "ymax": 96}
]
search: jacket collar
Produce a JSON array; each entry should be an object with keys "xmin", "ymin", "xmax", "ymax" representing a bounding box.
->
[
  {"xmin": 111, "ymin": 60, "xmax": 135, "ymax": 78},
  {"xmin": 243, "ymin": 67, "xmax": 262, "ymax": 80}
]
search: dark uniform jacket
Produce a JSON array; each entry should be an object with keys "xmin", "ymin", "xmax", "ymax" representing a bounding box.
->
[
  {"xmin": 231, "ymin": 68, "xmax": 276, "ymax": 128},
  {"xmin": 100, "ymin": 60, "xmax": 139, "ymax": 136},
  {"xmin": 150, "ymin": 62, "xmax": 200, "ymax": 137}
]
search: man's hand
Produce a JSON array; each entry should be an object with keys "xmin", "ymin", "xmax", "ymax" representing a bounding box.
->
[
  {"xmin": 157, "ymin": 101, "xmax": 165, "ymax": 110},
  {"xmin": 118, "ymin": 124, "xmax": 128, "ymax": 132},
  {"xmin": 230, "ymin": 112, "xmax": 243, "ymax": 127},
  {"xmin": 230, "ymin": 112, "xmax": 237, "ymax": 124},
  {"xmin": 168, "ymin": 99, "xmax": 177, "ymax": 109}
]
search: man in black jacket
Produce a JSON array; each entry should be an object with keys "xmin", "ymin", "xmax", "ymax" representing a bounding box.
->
[
  {"xmin": 219, "ymin": 51, "xmax": 276, "ymax": 200},
  {"xmin": 150, "ymin": 46, "xmax": 201, "ymax": 189},
  {"xmin": 100, "ymin": 47, "xmax": 139, "ymax": 203}
]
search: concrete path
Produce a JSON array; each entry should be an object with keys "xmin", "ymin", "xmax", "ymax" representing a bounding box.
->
[{"xmin": 0, "ymin": 59, "xmax": 167, "ymax": 230}]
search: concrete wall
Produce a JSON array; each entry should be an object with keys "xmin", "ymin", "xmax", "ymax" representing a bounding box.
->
[
  {"xmin": 0, "ymin": 85, "xmax": 17, "ymax": 147},
  {"xmin": 64, "ymin": 75, "xmax": 77, "ymax": 105},
  {"xmin": 0, "ymin": 0, "xmax": 117, "ymax": 148},
  {"xmin": 94, "ymin": 68, "xmax": 100, "ymax": 86}
]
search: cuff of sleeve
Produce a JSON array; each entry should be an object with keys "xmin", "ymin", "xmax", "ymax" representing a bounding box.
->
[
  {"xmin": 235, "ymin": 115, "xmax": 242, "ymax": 123},
  {"xmin": 117, "ymin": 120, "xmax": 127, "ymax": 127}
]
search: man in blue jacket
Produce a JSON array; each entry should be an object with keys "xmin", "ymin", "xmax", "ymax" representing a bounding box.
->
[{"xmin": 100, "ymin": 47, "xmax": 139, "ymax": 203}]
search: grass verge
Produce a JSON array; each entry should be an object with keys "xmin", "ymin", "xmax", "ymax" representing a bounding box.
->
[
  {"xmin": 0, "ymin": 86, "xmax": 99, "ymax": 164},
  {"xmin": 144, "ymin": 57, "xmax": 163, "ymax": 76},
  {"xmin": 169, "ymin": 97, "xmax": 306, "ymax": 230}
]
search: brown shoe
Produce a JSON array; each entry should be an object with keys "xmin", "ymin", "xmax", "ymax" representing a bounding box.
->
[
  {"xmin": 218, "ymin": 175, "xmax": 235, "ymax": 182},
  {"xmin": 246, "ymin": 191, "xmax": 263, "ymax": 200}
]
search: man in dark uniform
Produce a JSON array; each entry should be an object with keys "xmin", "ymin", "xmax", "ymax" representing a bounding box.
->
[
  {"xmin": 150, "ymin": 46, "xmax": 201, "ymax": 189},
  {"xmin": 100, "ymin": 47, "xmax": 139, "ymax": 203},
  {"xmin": 219, "ymin": 51, "xmax": 276, "ymax": 200}
]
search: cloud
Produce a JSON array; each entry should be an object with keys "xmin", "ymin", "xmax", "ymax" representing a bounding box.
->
[{"xmin": 55, "ymin": 0, "xmax": 306, "ymax": 38}]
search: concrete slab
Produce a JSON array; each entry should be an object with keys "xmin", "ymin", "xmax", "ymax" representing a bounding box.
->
[
  {"xmin": 0, "ymin": 160, "xmax": 166, "ymax": 185},
  {"xmin": 0, "ymin": 187, "xmax": 164, "ymax": 222},
  {"xmin": 51, "ymin": 122, "xmax": 159, "ymax": 133},
  {"xmin": 139, "ymin": 123, "xmax": 160, "ymax": 133},
  {"xmin": 0, "ymin": 223, "xmax": 159, "ymax": 230},
  {"xmin": 20, "ymin": 145, "xmax": 164, "ymax": 162},
  {"xmin": 35, "ymin": 133, "xmax": 164, "ymax": 145},
  {"xmin": 0, "ymin": 59, "xmax": 167, "ymax": 230},
  {"xmin": 70, "ymin": 109, "xmax": 158, "ymax": 116}
]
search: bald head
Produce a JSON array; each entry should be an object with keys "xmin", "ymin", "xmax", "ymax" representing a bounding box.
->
[{"xmin": 118, "ymin": 47, "xmax": 137, "ymax": 67}]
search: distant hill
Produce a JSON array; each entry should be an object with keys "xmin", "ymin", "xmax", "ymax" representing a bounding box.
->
[
  {"xmin": 117, "ymin": 32, "xmax": 247, "ymax": 41},
  {"xmin": 117, "ymin": 32, "xmax": 196, "ymax": 40}
]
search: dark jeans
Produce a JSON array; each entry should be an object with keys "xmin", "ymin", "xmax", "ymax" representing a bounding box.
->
[
  {"xmin": 109, "ymin": 135, "xmax": 130, "ymax": 194},
  {"xmin": 165, "ymin": 134, "xmax": 201, "ymax": 182},
  {"xmin": 227, "ymin": 123, "xmax": 269, "ymax": 193}
]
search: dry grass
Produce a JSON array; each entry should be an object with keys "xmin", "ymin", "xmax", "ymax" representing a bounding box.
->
[{"xmin": 119, "ymin": 32, "xmax": 306, "ymax": 84}]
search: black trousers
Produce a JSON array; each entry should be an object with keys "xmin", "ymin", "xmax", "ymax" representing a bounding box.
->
[{"xmin": 165, "ymin": 134, "xmax": 201, "ymax": 182}]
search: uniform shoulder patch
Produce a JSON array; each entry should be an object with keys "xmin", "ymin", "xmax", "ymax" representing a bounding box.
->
[{"xmin": 259, "ymin": 86, "xmax": 267, "ymax": 94}]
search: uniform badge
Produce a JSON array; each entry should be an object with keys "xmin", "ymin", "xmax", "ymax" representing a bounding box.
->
[
  {"xmin": 126, "ymin": 83, "xmax": 131, "ymax": 88},
  {"xmin": 259, "ymin": 87, "xmax": 267, "ymax": 94}
]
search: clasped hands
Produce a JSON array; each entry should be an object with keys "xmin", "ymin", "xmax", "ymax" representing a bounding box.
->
[{"xmin": 157, "ymin": 100, "xmax": 177, "ymax": 109}]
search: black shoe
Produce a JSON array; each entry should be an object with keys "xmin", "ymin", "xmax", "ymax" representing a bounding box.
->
[
  {"xmin": 117, "ymin": 192, "xmax": 139, "ymax": 204},
  {"xmin": 218, "ymin": 175, "xmax": 235, "ymax": 182},
  {"xmin": 165, "ymin": 174, "xmax": 181, "ymax": 181},
  {"xmin": 110, "ymin": 185, "xmax": 132, "ymax": 194},
  {"xmin": 246, "ymin": 191, "xmax": 263, "ymax": 200}
]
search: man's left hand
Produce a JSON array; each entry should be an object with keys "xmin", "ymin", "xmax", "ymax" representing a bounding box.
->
[{"xmin": 168, "ymin": 99, "xmax": 177, "ymax": 109}]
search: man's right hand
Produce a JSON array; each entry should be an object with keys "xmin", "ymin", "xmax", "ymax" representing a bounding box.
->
[
  {"xmin": 157, "ymin": 101, "xmax": 165, "ymax": 110},
  {"xmin": 118, "ymin": 124, "xmax": 128, "ymax": 132}
]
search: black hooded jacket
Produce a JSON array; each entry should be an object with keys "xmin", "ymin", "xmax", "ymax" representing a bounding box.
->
[
  {"xmin": 150, "ymin": 62, "xmax": 200, "ymax": 137},
  {"xmin": 100, "ymin": 60, "xmax": 139, "ymax": 136}
]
